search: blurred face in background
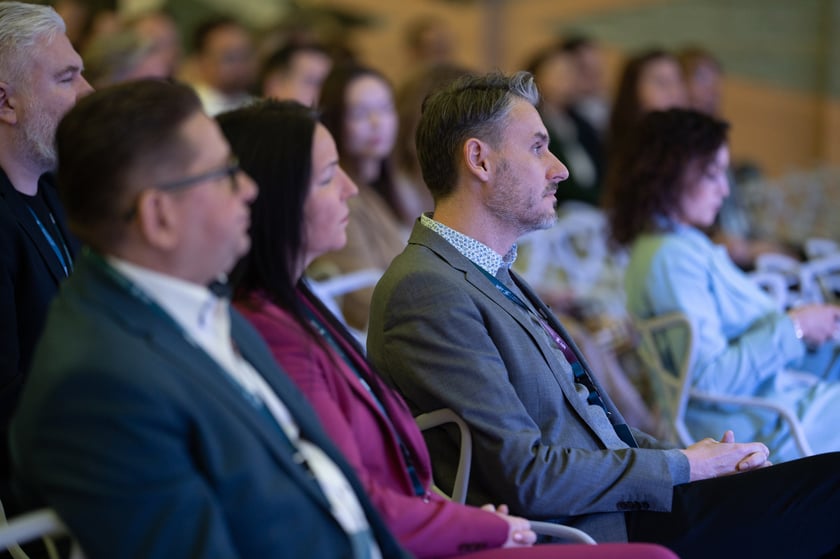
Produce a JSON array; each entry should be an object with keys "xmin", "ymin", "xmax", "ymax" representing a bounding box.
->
[
  {"xmin": 198, "ymin": 23, "xmax": 255, "ymax": 94},
  {"xmin": 534, "ymin": 51, "xmax": 577, "ymax": 109},
  {"xmin": 342, "ymin": 75, "xmax": 397, "ymax": 163},
  {"xmin": 637, "ymin": 57, "xmax": 687, "ymax": 112},
  {"xmin": 263, "ymin": 50, "xmax": 332, "ymax": 107},
  {"xmin": 685, "ymin": 59, "xmax": 723, "ymax": 116}
]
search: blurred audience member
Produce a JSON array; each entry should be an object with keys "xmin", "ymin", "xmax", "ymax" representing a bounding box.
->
[
  {"xmin": 562, "ymin": 35, "xmax": 610, "ymax": 137},
  {"xmin": 51, "ymin": 0, "xmax": 118, "ymax": 53},
  {"xmin": 527, "ymin": 43, "xmax": 604, "ymax": 207},
  {"xmin": 677, "ymin": 46, "xmax": 723, "ymax": 117},
  {"xmin": 189, "ymin": 16, "xmax": 256, "ymax": 116},
  {"xmin": 82, "ymin": 30, "xmax": 169, "ymax": 88},
  {"xmin": 607, "ymin": 108, "xmax": 840, "ymax": 463},
  {"xmin": 260, "ymin": 43, "xmax": 333, "ymax": 106},
  {"xmin": 393, "ymin": 63, "xmax": 469, "ymax": 228},
  {"xmin": 313, "ymin": 63, "xmax": 406, "ymax": 332},
  {"xmin": 0, "ymin": 1, "xmax": 91, "ymax": 513},
  {"xmin": 606, "ymin": 48, "xmax": 687, "ymax": 166},
  {"xmin": 403, "ymin": 15, "xmax": 455, "ymax": 70},
  {"xmin": 128, "ymin": 9, "xmax": 183, "ymax": 80},
  {"xmin": 677, "ymin": 45, "xmax": 798, "ymax": 269}
]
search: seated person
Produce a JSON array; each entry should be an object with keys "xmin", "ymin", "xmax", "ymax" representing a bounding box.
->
[
  {"xmin": 218, "ymin": 99, "xmax": 676, "ymax": 559},
  {"xmin": 10, "ymin": 79, "xmax": 409, "ymax": 559},
  {"xmin": 366, "ymin": 71, "xmax": 840, "ymax": 559},
  {"xmin": 604, "ymin": 107, "xmax": 840, "ymax": 463}
]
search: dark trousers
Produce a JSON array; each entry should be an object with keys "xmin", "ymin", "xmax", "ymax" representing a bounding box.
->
[{"xmin": 627, "ymin": 452, "xmax": 840, "ymax": 559}]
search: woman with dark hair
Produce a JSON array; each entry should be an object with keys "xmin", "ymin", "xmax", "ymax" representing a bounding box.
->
[
  {"xmin": 605, "ymin": 49, "xmax": 686, "ymax": 171},
  {"xmin": 312, "ymin": 62, "xmax": 408, "ymax": 332},
  {"xmin": 605, "ymin": 107, "xmax": 840, "ymax": 463},
  {"xmin": 217, "ymin": 99, "xmax": 678, "ymax": 559}
]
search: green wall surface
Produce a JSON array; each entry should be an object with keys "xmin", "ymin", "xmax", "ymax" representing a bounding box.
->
[{"xmin": 559, "ymin": 0, "xmax": 840, "ymax": 98}]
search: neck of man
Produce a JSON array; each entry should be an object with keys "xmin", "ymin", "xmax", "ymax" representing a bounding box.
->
[
  {"xmin": 433, "ymin": 194, "xmax": 518, "ymax": 257},
  {"xmin": 0, "ymin": 149, "xmax": 46, "ymax": 196}
]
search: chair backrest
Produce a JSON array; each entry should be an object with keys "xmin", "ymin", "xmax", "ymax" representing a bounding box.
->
[
  {"xmin": 414, "ymin": 408, "xmax": 597, "ymax": 544},
  {"xmin": 0, "ymin": 508, "xmax": 84, "ymax": 559},
  {"xmin": 633, "ymin": 312, "xmax": 815, "ymax": 457},
  {"xmin": 631, "ymin": 312, "xmax": 696, "ymax": 446}
]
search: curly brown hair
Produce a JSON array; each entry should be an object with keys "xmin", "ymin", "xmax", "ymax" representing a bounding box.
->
[{"xmin": 603, "ymin": 108, "xmax": 729, "ymax": 246}]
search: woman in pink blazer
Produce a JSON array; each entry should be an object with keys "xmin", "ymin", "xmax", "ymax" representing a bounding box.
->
[{"xmin": 217, "ymin": 99, "xmax": 677, "ymax": 559}]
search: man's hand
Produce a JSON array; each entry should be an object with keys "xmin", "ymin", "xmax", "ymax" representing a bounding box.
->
[{"xmin": 680, "ymin": 430, "xmax": 771, "ymax": 482}]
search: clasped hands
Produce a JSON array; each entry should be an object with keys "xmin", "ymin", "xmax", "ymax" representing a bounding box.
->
[{"xmin": 681, "ymin": 429, "xmax": 772, "ymax": 482}]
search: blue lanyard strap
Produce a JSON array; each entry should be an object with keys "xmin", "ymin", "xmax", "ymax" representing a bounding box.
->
[
  {"xmin": 26, "ymin": 205, "xmax": 72, "ymax": 276},
  {"xmin": 473, "ymin": 263, "xmax": 638, "ymax": 448}
]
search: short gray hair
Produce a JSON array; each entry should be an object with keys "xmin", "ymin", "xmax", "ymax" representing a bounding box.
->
[
  {"xmin": 0, "ymin": 2, "xmax": 66, "ymax": 85},
  {"xmin": 416, "ymin": 71, "xmax": 540, "ymax": 201}
]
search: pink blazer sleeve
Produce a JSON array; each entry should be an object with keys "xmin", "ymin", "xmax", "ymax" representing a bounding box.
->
[{"xmin": 236, "ymin": 296, "xmax": 509, "ymax": 558}]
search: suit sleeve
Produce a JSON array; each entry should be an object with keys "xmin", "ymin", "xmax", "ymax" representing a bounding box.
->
[
  {"xmin": 368, "ymin": 262, "xmax": 688, "ymax": 518},
  {"xmin": 247, "ymin": 308, "xmax": 510, "ymax": 558}
]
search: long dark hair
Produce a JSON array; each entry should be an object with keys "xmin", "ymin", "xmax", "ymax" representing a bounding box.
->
[
  {"xmin": 217, "ymin": 100, "xmax": 317, "ymax": 326},
  {"xmin": 607, "ymin": 48, "xmax": 676, "ymax": 157},
  {"xmin": 603, "ymin": 108, "xmax": 729, "ymax": 246},
  {"xmin": 317, "ymin": 61, "xmax": 400, "ymax": 212}
]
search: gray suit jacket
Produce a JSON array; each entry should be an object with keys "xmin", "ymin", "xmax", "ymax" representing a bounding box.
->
[{"xmin": 367, "ymin": 221, "xmax": 689, "ymax": 543}]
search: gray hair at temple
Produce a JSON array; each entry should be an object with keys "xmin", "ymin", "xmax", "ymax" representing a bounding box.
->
[
  {"xmin": 415, "ymin": 70, "xmax": 540, "ymax": 201},
  {"xmin": 0, "ymin": 2, "xmax": 66, "ymax": 84}
]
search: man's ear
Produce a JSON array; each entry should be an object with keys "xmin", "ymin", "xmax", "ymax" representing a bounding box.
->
[
  {"xmin": 463, "ymin": 137, "xmax": 491, "ymax": 182},
  {"xmin": 135, "ymin": 189, "xmax": 181, "ymax": 251},
  {"xmin": 0, "ymin": 82, "xmax": 19, "ymax": 125}
]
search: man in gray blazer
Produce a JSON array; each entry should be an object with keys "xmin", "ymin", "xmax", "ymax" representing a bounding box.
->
[{"xmin": 367, "ymin": 71, "xmax": 840, "ymax": 559}]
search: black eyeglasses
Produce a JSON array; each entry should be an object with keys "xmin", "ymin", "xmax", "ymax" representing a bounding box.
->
[
  {"xmin": 122, "ymin": 157, "xmax": 242, "ymax": 221},
  {"xmin": 156, "ymin": 156, "xmax": 242, "ymax": 193}
]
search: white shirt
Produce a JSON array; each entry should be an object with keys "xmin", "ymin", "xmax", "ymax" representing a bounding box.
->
[{"xmin": 108, "ymin": 257, "xmax": 381, "ymax": 559}]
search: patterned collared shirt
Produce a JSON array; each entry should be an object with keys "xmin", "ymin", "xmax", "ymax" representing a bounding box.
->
[{"xmin": 420, "ymin": 213, "xmax": 517, "ymax": 276}]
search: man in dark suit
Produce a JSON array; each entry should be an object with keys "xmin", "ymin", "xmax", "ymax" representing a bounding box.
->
[
  {"xmin": 10, "ymin": 79, "xmax": 410, "ymax": 559},
  {"xmin": 366, "ymin": 71, "xmax": 840, "ymax": 559},
  {"xmin": 0, "ymin": 2, "xmax": 92, "ymax": 510}
]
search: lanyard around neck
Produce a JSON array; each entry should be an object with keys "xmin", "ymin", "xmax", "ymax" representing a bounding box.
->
[{"xmin": 26, "ymin": 205, "xmax": 72, "ymax": 277}]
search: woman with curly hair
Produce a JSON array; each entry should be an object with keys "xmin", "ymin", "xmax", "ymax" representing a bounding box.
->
[{"xmin": 604, "ymin": 107, "xmax": 840, "ymax": 463}]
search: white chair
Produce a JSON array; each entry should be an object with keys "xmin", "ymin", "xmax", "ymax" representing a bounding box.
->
[
  {"xmin": 748, "ymin": 269, "xmax": 791, "ymax": 311},
  {"xmin": 633, "ymin": 312, "xmax": 814, "ymax": 457},
  {"xmin": 415, "ymin": 408, "xmax": 597, "ymax": 545},
  {"xmin": 0, "ymin": 508, "xmax": 84, "ymax": 559},
  {"xmin": 306, "ymin": 268, "xmax": 383, "ymax": 345}
]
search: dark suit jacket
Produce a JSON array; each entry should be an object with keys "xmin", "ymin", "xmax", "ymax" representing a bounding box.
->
[
  {"xmin": 9, "ymin": 250, "xmax": 411, "ymax": 559},
  {"xmin": 367, "ymin": 222, "xmax": 689, "ymax": 543},
  {"xmin": 0, "ymin": 168, "xmax": 77, "ymax": 504}
]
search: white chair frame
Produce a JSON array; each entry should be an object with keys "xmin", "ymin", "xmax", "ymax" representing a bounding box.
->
[
  {"xmin": 0, "ymin": 508, "xmax": 84, "ymax": 559},
  {"xmin": 415, "ymin": 408, "xmax": 597, "ymax": 545},
  {"xmin": 633, "ymin": 312, "xmax": 814, "ymax": 457}
]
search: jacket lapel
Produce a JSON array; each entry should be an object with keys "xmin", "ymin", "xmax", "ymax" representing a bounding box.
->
[
  {"xmin": 411, "ymin": 224, "xmax": 628, "ymax": 445},
  {"xmin": 76, "ymin": 254, "xmax": 334, "ymax": 510},
  {"xmin": 0, "ymin": 171, "xmax": 68, "ymax": 282}
]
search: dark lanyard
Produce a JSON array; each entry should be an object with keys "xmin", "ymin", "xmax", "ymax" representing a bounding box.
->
[
  {"xmin": 474, "ymin": 263, "xmax": 638, "ymax": 447},
  {"xmin": 302, "ymin": 303, "xmax": 427, "ymax": 497},
  {"xmin": 87, "ymin": 249, "xmax": 274, "ymax": 412},
  {"xmin": 27, "ymin": 205, "xmax": 73, "ymax": 277}
]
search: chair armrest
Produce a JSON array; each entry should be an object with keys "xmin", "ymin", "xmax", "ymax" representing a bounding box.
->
[
  {"xmin": 689, "ymin": 390, "xmax": 814, "ymax": 456},
  {"xmin": 415, "ymin": 408, "xmax": 472, "ymax": 504},
  {"xmin": 528, "ymin": 520, "xmax": 597, "ymax": 545}
]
